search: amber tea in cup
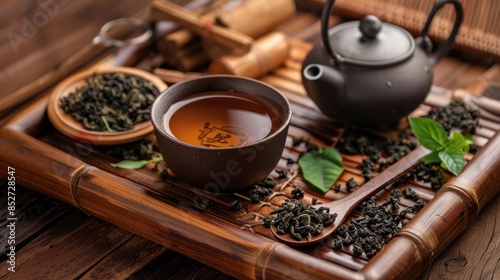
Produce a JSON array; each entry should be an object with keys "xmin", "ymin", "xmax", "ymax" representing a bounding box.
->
[
  {"xmin": 151, "ymin": 75, "xmax": 291, "ymax": 192},
  {"xmin": 164, "ymin": 91, "xmax": 281, "ymax": 148}
]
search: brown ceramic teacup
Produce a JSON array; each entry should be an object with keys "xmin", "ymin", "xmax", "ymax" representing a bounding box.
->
[{"xmin": 151, "ymin": 75, "xmax": 291, "ymax": 193}]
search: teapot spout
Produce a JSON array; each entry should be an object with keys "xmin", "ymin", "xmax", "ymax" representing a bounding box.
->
[{"xmin": 302, "ymin": 64, "xmax": 345, "ymax": 118}]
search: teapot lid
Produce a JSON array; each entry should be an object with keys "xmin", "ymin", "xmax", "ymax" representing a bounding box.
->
[{"xmin": 330, "ymin": 16, "xmax": 415, "ymax": 66}]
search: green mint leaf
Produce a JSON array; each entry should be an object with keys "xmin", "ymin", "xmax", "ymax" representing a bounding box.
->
[
  {"xmin": 420, "ymin": 150, "xmax": 441, "ymax": 163},
  {"xmin": 449, "ymin": 131, "xmax": 464, "ymax": 145},
  {"xmin": 449, "ymin": 132, "xmax": 470, "ymax": 152},
  {"xmin": 463, "ymin": 134, "xmax": 474, "ymax": 153},
  {"xmin": 464, "ymin": 135, "xmax": 474, "ymax": 145},
  {"xmin": 111, "ymin": 159, "xmax": 149, "ymax": 169},
  {"xmin": 409, "ymin": 117, "xmax": 469, "ymax": 176},
  {"xmin": 449, "ymin": 132, "xmax": 474, "ymax": 154},
  {"xmin": 447, "ymin": 145, "xmax": 466, "ymax": 156},
  {"xmin": 299, "ymin": 147, "xmax": 344, "ymax": 193},
  {"xmin": 438, "ymin": 150, "xmax": 465, "ymax": 176},
  {"xmin": 409, "ymin": 117, "xmax": 449, "ymax": 150}
]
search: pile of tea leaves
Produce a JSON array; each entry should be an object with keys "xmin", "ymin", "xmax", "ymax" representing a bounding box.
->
[
  {"xmin": 424, "ymin": 100, "xmax": 480, "ymax": 133},
  {"xmin": 338, "ymin": 101, "xmax": 479, "ymax": 188},
  {"xmin": 263, "ymin": 199, "xmax": 337, "ymax": 241},
  {"xmin": 106, "ymin": 139, "xmax": 154, "ymax": 160},
  {"xmin": 333, "ymin": 187, "xmax": 425, "ymax": 258},
  {"xmin": 60, "ymin": 72, "xmax": 158, "ymax": 132},
  {"xmin": 261, "ymin": 102, "xmax": 479, "ymax": 255},
  {"xmin": 338, "ymin": 129, "xmax": 445, "ymax": 188}
]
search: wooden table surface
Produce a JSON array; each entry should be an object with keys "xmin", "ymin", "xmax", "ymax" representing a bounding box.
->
[{"xmin": 1, "ymin": 1, "xmax": 498, "ymax": 279}]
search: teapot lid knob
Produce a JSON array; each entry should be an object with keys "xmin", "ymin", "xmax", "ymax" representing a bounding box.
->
[{"xmin": 359, "ymin": 15, "xmax": 382, "ymax": 39}]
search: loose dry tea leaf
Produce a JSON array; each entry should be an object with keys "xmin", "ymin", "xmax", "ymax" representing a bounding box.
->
[
  {"xmin": 263, "ymin": 199, "xmax": 337, "ymax": 241},
  {"xmin": 299, "ymin": 147, "xmax": 344, "ymax": 193},
  {"xmin": 423, "ymin": 100, "xmax": 479, "ymax": 133},
  {"xmin": 60, "ymin": 72, "xmax": 158, "ymax": 132},
  {"xmin": 106, "ymin": 139, "xmax": 154, "ymax": 161},
  {"xmin": 333, "ymin": 187, "xmax": 426, "ymax": 258}
]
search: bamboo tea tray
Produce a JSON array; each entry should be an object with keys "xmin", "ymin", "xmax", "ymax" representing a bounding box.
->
[{"xmin": 1, "ymin": 38, "xmax": 499, "ymax": 279}]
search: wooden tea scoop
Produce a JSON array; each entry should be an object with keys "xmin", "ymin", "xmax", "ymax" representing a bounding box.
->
[
  {"xmin": 151, "ymin": 0, "xmax": 253, "ymax": 53},
  {"xmin": 271, "ymin": 145, "xmax": 431, "ymax": 246}
]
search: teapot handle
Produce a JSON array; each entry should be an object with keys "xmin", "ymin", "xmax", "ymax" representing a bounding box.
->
[
  {"xmin": 320, "ymin": 0, "xmax": 340, "ymax": 65},
  {"xmin": 418, "ymin": 0, "xmax": 463, "ymax": 65}
]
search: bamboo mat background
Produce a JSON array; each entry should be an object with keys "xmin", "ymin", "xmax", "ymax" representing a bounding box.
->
[{"xmin": 296, "ymin": 0, "xmax": 500, "ymax": 63}]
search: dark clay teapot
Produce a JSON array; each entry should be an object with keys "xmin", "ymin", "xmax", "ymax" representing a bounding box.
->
[{"xmin": 302, "ymin": 0, "xmax": 463, "ymax": 125}]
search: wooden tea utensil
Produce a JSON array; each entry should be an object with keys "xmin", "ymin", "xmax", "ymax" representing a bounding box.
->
[
  {"xmin": 215, "ymin": 0, "xmax": 296, "ymax": 39},
  {"xmin": 208, "ymin": 32, "xmax": 291, "ymax": 78},
  {"xmin": 151, "ymin": 0, "xmax": 253, "ymax": 53},
  {"xmin": 272, "ymin": 145, "xmax": 431, "ymax": 246}
]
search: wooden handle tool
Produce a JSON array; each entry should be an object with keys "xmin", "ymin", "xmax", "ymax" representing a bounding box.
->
[{"xmin": 151, "ymin": 0, "xmax": 253, "ymax": 53}]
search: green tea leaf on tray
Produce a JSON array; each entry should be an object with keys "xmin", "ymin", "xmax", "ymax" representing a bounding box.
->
[
  {"xmin": 438, "ymin": 150, "xmax": 465, "ymax": 176},
  {"xmin": 408, "ymin": 117, "xmax": 448, "ymax": 150},
  {"xmin": 110, "ymin": 155, "xmax": 163, "ymax": 170},
  {"xmin": 409, "ymin": 117, "xmax": 472, "ymax": 177},
  {"xmin": 420, "ymin": 150, "xmax": 441, "ymax": 163},
  {"xmin": 299, "ymin": 147, "xmax": 344, "ymax": 193},
  {"xmin": 111, "ymin": 159, "xmax": 149, "ymax": 169},
  {"xmin": 449, "ymin": 131, "xmax": 473, "ymax": 153}
]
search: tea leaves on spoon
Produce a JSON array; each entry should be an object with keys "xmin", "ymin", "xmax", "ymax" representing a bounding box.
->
[{"xmin": 299, "ymin": 146, "xmax": 344, "ymax": 193}]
